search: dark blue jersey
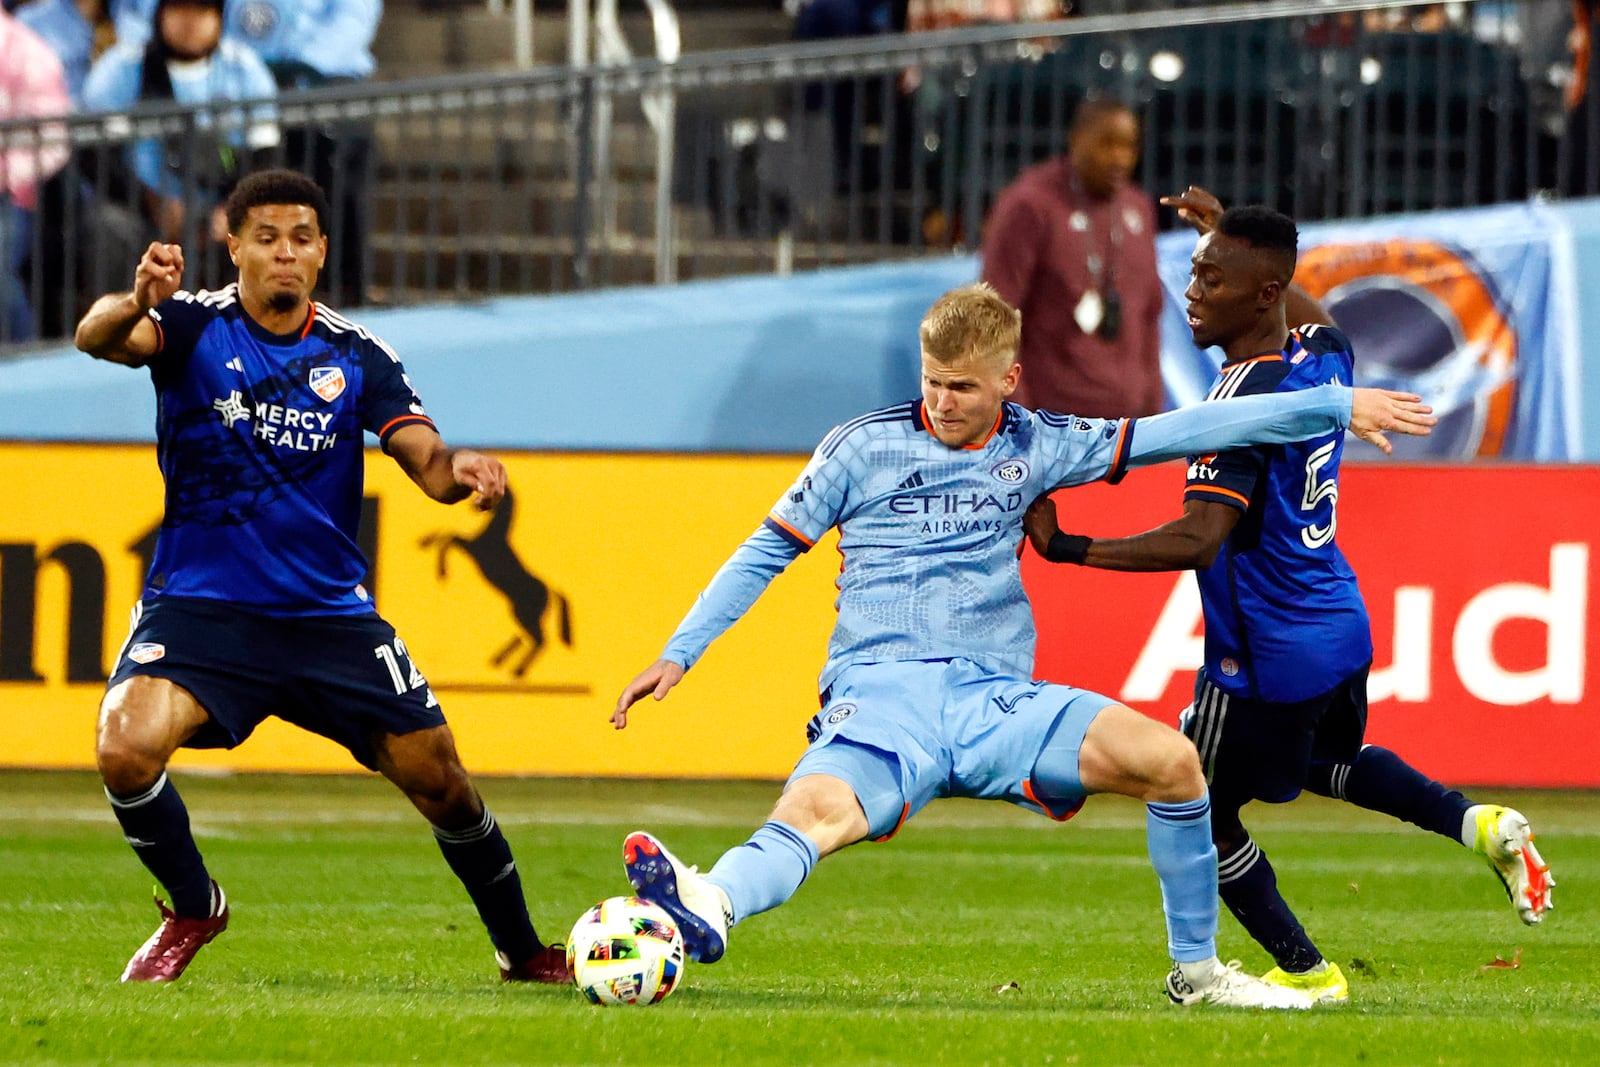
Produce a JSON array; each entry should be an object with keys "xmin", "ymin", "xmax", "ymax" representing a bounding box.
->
[
  {"xmin": 1184, "ymin": 325, "xmax": 1373, "ymax": 703},
  {"xmin": 142, "ymin": 286, "xmax": 435, "ymax": 615}
]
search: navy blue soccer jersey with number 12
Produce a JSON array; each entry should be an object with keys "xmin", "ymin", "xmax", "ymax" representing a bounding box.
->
[
  {"xmin": 1184, "ymin": 324, "xmax": 1374, "ymax": 704},
  {"xmin": 142, "ymin": 286, "xmax": 435, "ymax": 615}
]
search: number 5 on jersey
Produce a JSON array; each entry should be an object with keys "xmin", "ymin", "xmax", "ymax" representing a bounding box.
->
[{"xmin": 1299, "ymin": 440, "xmax": 1338, "ymax": 549}]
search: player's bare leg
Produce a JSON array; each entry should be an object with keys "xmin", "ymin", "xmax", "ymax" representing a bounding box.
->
[
  {"xmin": 97, "ymin": 676, "xmax": 228, "ymax": 982},
  {"xmin": 375, "ymin": 725, "xmax": 565, "ymax": 982}
]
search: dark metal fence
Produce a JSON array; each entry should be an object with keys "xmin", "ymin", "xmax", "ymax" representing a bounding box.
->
[{"xmin": 3, "ymin": 0, "xmax": 1596, "ymax": 348}]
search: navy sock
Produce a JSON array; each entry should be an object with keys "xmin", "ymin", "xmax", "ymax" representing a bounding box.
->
[
  {"xmin": 1309, "ymin": 745, "xmax": 1471, "ymax": 842},
  {"xmin": 434, "ymin": 808, "xmax": 541, "ymax": 962},
  {"xmin": 1145, "ymin": 797, "xmax": 1218, "ymax": 963},
  {"xmin": 106, "ymin": 772, "xmax": 214, "ymax": 918},
  {"xmin": 1217, "ymin": 834, "xmax": 1321, "ymax": 972}
]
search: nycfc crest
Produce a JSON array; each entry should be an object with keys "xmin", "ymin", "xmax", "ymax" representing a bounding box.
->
[{"xmin": 309, "ymin": 367, "xmax": 347, "ymax": 402}]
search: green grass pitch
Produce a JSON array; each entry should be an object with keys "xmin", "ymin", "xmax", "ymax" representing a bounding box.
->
[{"xmin": 2, "ymin": 771, "xmax": 1594, "ymax": 1066}]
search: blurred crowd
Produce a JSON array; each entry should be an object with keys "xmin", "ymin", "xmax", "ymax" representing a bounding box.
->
[
  {"xmin": 1, "ymin": 0, "xmax": 378, "ymax": 342},
  {"xmin": 6, "ymin": 0, "xmax": 1600, "ymax": 346}
]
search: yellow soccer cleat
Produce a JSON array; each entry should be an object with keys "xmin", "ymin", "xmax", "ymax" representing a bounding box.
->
[
  {"xmin": 1262, "ymin": 961, "xmax": 1349, "ymax": 1004},
  {"xmin": 1471, "ymin": 805, "xmax": 1555, "ymax": 925}
]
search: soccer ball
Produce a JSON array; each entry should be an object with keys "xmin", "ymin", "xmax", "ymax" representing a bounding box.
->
[{"xmin": 566, "ymin": 896, "xmax": 686, "ymax": 1006}]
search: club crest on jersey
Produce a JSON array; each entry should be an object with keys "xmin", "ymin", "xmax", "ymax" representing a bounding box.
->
[
  {"xmin": 1220, "ymin": 657, "xmax": 1239, "ymax": 677},
  {"xmin": 128, "ymin": 642, "xmax": 166, "ymax": 664},
  {"xmin": 991, "ymin": 459, "xmax": 1029, "ymax": 484},
  {"xmin": 825, "ymin": 702, "xmax": 857, "ymax": 726},
  {"xmin": 309, "ymin": 366, "xmax": 347, "ymax": 402}
]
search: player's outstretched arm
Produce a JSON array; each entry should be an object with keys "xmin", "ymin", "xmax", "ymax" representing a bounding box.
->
[
  {"xmin": 1125, "ymin": 385, "xmax": 1432, "ymax": 469},
  {"xmin": 388, "ymin": 424, "xmax": 507, "ymax": 509},
  {"xmin": 1026, "ymin": 494, "xmax": 1238, "ymax": 571},
  {"xmin": 1348, "ymin": 387, "xmax": 1436, "ymax": 454},
  {"xmin": 75, "ymin": 242, "xmax": 183, "ymax": 365},
  {"xmin": 612, "ymin": 659, "xmax": 686, "ymax": 730}
]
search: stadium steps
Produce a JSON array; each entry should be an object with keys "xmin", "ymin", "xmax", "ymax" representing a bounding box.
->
[
  {"xmin": 375, "ymin": 6, "xmax": 792, "ymax": 78},
  {"xmin": 365, "ymin": 0, "xmax": 802, "ymax": 303}
]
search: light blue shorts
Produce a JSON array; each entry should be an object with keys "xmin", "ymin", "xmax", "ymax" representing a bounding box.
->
[{"xmin": 789, "ymin": 658, "xmax": 1116, "ymax": 839}]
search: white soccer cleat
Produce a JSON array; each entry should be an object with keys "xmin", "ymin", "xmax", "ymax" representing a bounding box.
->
[
  {"xmin": 1472, "ymin": 805, "xmax": 1554, "ymax": 925},
  {"xmin": 1166, "ymin": 959, "xmax": 1313, "ymax": 1010},
  {"xmin": 623, "ymin": 831, "xmax": 731, "ymax": 963}
]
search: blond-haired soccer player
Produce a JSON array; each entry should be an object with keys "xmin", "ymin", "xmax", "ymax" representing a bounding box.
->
[{"xmin": 613, "ymin": 283, "xmax": 1434, "ymax": 1009}]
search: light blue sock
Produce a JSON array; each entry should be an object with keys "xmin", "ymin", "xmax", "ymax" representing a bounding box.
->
[
  {"xmin": 705, "ymin": 821, "xmax": 820, "ymax": 925},
  {"xmin": 1146, "ymin": 797, "xmax": 1219, "ymax": 963}
]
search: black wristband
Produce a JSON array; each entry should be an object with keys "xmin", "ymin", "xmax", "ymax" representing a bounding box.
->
[{"xmin": 1045, "ymin": 532, "xmax": 1092, "ymax": 565}]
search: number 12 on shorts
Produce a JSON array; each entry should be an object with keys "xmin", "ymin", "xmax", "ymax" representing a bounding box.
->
[{"xmin": 374, "ymin": 638, "xmax": 429, "ymax": 695}]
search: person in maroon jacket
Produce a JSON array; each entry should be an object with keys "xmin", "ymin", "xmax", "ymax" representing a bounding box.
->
[{"xmin": 979, "ymin": 98, "xmax": 1164, "ymax": 418}]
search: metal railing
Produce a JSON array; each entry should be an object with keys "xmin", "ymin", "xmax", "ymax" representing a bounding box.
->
[{"xmin": 3, "ymin": 0, "xmax": 1596, "ymax": 348}]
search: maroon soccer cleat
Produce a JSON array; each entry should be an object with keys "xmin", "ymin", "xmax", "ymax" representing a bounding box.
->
[
  {"xmin": 120, "ymin": 881, "xmax": 229, "ymax": 983},
  {"xmin": 497, "ymin": 944, "xmax": 570, "ymax": 984}
]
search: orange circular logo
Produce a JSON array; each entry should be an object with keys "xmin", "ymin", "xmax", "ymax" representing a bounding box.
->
[{"xmin": 1296, "ymin": 239, "xmax": 1516, "ymax": 458}]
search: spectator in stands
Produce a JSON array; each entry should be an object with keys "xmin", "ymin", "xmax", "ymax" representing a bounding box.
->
[
  {"xmin": 10, "ymin": 0, "xmax": 104, "ymax": 101},
  {"xmin": 979, "ymin": 98, "xmax": 1164, "ymax": 418},
  {"xmin": 110, "ymin": 0, "xmax": 378, "ymax": 86},
  {"xmin": 83, "ymin": 0, "xmax": 278, "ymax": 254},
  {"xmin": 0, "ymin": 9, "xmax": 72, "ymax": 342},
  {"xmin": 110, "ymin": 0, "xmax": 379, "ymax": 305}
]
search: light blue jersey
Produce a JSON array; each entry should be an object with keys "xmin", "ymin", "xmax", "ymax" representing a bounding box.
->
[{"xmin": 663, "ymin": 385, "xmax": 1355, "ymax": 693}]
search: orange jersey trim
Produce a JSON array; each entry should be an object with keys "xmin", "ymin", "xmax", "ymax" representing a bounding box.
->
[
  {"xmin": 1022, "ymin": 778, "xmax": 1085, "ymax": 823},
  {"xmin": 377, "ymin": 413, "xmax": 435, "ymax": 439},
  {"xmin": 766, "ymin": 513, "xmax": 815, "ymax": 548},
  {"xmin": 1103, "ymin": 418, "xmax": 1132, "ymax": 482},
  {"xmin": 1221, "ymin": 352, "xmax": 1286, "ymax": 368},
  {"xmin": 1186, "ymin": 484, "xmax": 1251, "ymax": 508},
  {"xmin": 872, "ymin": 802, "xmax": 913, "ymax": 842},
  {"xmin": 918, "ymin": 402, "xmax": 1004, "ymax": 450},
  {"xmin": 300, "ymin": 304, "xmax": 317, "ymax": 339}
]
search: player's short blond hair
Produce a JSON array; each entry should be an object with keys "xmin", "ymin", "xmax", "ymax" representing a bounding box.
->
[{"xmin": 919, "ymin": 283, "xmax": 1022, "ymax": 370}]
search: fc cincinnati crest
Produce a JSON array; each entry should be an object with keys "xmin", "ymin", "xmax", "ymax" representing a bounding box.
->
[
  {"xmin": 991, "ymin": 459, "xmax": 1029, "ymax": 484},
  {"xmin": 309, "ymin": 366, "xmax": 346, "ymax": 402},
  {"xmin": 128, "ymin": 642, "xmax": 166, "ymax": 664}
]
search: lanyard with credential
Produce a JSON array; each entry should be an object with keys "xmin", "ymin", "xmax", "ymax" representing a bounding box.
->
[{"xmin": 1069, "ymin": 179, "xmax": 1125, "ymax": 341}]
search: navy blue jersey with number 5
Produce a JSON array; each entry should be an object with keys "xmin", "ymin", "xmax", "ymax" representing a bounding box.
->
[
  {"xmin": 141, "ymin": 285, "xmax": 435, "ymax": 615},
  {"xmin": 1183, "ymin": 324, "xmax": 1373, "ymax": 703}
]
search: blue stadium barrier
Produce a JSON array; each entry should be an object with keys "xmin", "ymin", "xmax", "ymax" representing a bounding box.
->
[{"xmin": 4, "ymin": 198, "xmax": 1598, "ymax": 458}]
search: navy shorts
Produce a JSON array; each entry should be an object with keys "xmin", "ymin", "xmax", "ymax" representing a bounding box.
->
[
  {"xmin": 1180, "ymin": 664, "xmax": 1369, "ymax": 807},
  {"xmin": 107, "ymin": 596, "xmax": 447, "ymax": 770}
]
